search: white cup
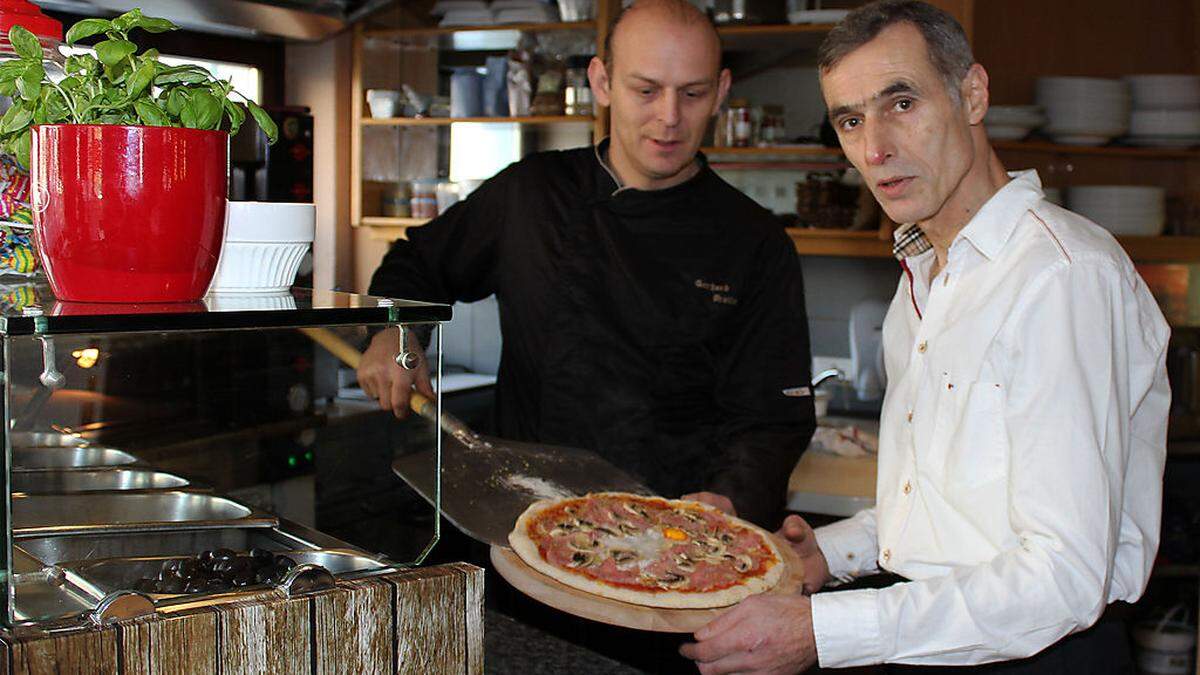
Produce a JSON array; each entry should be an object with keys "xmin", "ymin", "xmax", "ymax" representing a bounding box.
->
[
  {"xmin": 366, "ymin": 89, "xmax": 402, "ymax": 119},
  {"xmin": 208, "ymin": 202, "xmax": 316, "ymax": 295}
]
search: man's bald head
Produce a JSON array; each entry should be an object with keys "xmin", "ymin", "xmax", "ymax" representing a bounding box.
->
[{"xmin": 603, "ymin": 0, "xmax": 722, "ymax": 72}]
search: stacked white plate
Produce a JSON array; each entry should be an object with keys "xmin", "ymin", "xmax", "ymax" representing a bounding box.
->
[
  {"xmin": 1124, "ymin": 75, "xmax": 1200, "ymax": 148},
  {"xmin": 1036, "ymin": 77, "xmax": 1130, "ymax": 146},
  {"xmin": 985, "ymin": 105, "xmax": 1045, "ymax": 141},
  {"xmin": 1067, "ymin": 186, "xmax": 1166, "ymax": 236}
]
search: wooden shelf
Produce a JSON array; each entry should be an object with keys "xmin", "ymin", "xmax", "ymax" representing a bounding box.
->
[
  {"xmin": 992, "ymin": 140, "xmax": 1200, "ymax": 160},
  {"xmin": 712, "ymin": 161, "xmax": 850, "ymax": 171},
  {"xmin": 716, "ymin": 23, "xmax": 837, "ymax": 37},
  {"xmin": 362, "ymin": 115, "xmax": 594, "ymax": 127},
  {"xmin": 716, "ymin": 22, "xmax": 837, "ymax": 51},
  {"xmin": 787, "ymin": 229, "xmax": 1200, "ymax": 263},
  {"xmin": 788, "ymin": 228, "xmax": 892, "ymax": 258},
  {"xmin": 361, "ymin": 217, "xmax": 431, "ymax": 227},
  {"xmin": 365, "ymin": 21, "xmax": 595, "ymax": 40},
  {"xmin": 703, "ymin": 146, "xmax": 844, "ymax": 157}
]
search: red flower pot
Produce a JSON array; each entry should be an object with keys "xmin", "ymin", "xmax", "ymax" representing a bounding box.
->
[{"xmin": 31, "ymin": 125, "xmax": 228, "ymax": 303}]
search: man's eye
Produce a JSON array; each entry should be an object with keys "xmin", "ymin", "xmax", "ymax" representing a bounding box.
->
[
  {"xmin": 839, "ymin": 118, "xmax": 860, "ymax": 132},
  {"xmin": 685, "ymin": 90, "xmax": 706, "ymax": 99},
  {"xmin": 639, "ymin": 88, "xmax": 655, "ymax": 96},
  {"xmin": 894, "ymin": 98, "xmax": 913, "ymax": 111}
]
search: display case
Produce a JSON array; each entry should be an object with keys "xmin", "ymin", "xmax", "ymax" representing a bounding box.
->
[{"xmin": 0, "ymin": 287, "xmax": 452, "ymax": 631}]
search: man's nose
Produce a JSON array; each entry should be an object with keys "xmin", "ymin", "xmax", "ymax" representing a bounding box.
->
[
  {"xmin": 863, "ymin": 122, "xmax": 894, "ymax": 166},
  {"xmin": 657, "ymin": 90, "xmax": 681, "ymax": 127}
]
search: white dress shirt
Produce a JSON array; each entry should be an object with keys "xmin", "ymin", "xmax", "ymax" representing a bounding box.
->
[{"xmin": 809, "ymin": 170, "xmax": 1171, "ymax": 668}]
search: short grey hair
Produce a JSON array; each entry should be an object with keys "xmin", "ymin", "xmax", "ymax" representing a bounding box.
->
[{"xmin": 818, "ymin": 0, "xmax": 974, "ymax": 101}]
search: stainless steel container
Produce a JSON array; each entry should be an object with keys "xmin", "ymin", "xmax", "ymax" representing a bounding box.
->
[
  {"xmin": 12, "ymin": 492, "xmax": 276, "ymax": 538},
  {"xmin": 16, "ymin": 527, "xmax": 321, "ymax": 565},
  {"xmin": 13, "ymin": 447, "xmax": 139, "ymax": 471},
  {"xmin": 12, "ymin": 469, "xmax": 190, "ymax": 494}
]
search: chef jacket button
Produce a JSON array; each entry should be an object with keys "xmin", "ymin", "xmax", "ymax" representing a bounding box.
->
[
  {"xmin": 847, "ymin": 552, "xmax": 855, "ymax": 561},
  {"xmin": 902, "ymin": 480, "xmax": 912, "ymax": 495},
  {"xmin": 882, "ymin": 549, "xmax": 891, "ymax": 563},
  {"xmin": 906, "ymin": 411, "xmax": 913, "ymax": 423},
  {"xmin": 917, "ymin": 341, "xmax": 927, "ymax": 353}
]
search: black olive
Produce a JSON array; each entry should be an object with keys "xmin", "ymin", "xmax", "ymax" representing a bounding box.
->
[
  {"xmin": 212, "ymin": 559, "xmax": 237, "ymax": 576},
  {"xmin": 275, "ymin": 556, "xmax": 297, "ymax": 571},
  {"xmin": 162, "ymin": 559, "xmax": 183, "ymax": 574},
  {"xmin": 213, "ymin": 548, "xmax": 237, "ymax": 561},
  {"xmin": 232, "ymin": 570, "xmax": 255, "ymax": 587},
  {"xmin": 205, "ymin": 578, "xmax": 229, "ymax": 592},
  {"xmin": 250, "ymin": 548, "xmax": 273, "ymax": 563},
  {"xmin": 197, "ymin": 550, "xmax": 216, "ymax": 564},
  {"xmin": 177, "ymin": 559, "xmax": 200, "ymax": 577},
  {"xmin": 133, "ymin": 578, "xmax": 157, "ymax": 593},
  {"xmin": 161, "ymin": 577, "xmax": 186, "ymax": 594}
]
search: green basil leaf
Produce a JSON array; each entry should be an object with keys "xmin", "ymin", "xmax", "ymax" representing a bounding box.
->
[
  {"xmin": 95, "ymin": 39, "xmax": 137, "ymax": 66},
  {"xmin": 0, "ymin": 60, "xmax": 27, "ymax": 83},
  {"xmin": 0, "ymin": 80, "xmax": 16, "ymax": 97},
  {"xmin": 65, "ymin": 54, "xmax": 99, "ymax": 76},
  {"xmin": 16, "ymin": 62, "xmax": 42, "ymax": 100},
  {"xmin": 1, "ymin": 103, "xmax": 32, "ymax": 134},
  {"xmin": 190, "ymin": 91, "xmax": 222, "ymax": 129},
  {"xmin": 65, "ymin": 18, "xmax": 112, "ymax": 45},
  {"xmin": 125, "ymin": 59, "xmax": 155, "ymax": 98},
  {"xmin": 59, "ymin": 76, "xmax": 81, "ymax": 92},
  {"xmin": 153, "ymin": 68, "xmax": 210, "ymax": 86},
  {"xmin": 134, "ymin": 17, "xmax": 178, "ymax": 34},
  {"xmin": 223, "ymin": 99, "xmax": 246, "ymax": 136},
  {"xmin": 111, "ymin": 9, "xmax": 142, "ymax": 33},
  {"xmin": 246, "ymin": 101, "xmax": 278, "ymax": 144},
  {"xmin": 13, "ymin": 130, "xmax": 31, "ymax": 170},
  {"xmin": 134, "ymin": 99, "xmax": 169, "ymax": 126},
  {"xmin": 9, "ymin": 25, "xmax": 42, "ymax": 62},
  {"xmin": 165, "ymin": 87, "xmax": 189, "ymax": 117},
  {"xmin": 179, "ymin": 98, "xmax": 198, "ymax": 129}
]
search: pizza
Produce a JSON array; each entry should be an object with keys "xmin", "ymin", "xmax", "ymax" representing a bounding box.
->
[{"xmin": 508, "ymin": 492, "xmax": 786, "ymax": 609}]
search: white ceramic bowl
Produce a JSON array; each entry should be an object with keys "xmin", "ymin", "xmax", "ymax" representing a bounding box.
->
[
  {"xmin": 1130, "ymin": 109, "xmax": 1200, "ymax": 137},
  {"xmin": 1124, "ymin": 75, "xmax": 1200, "ymax": 110},
  {"xmin": 986, "ymin": 124, "xmax": 1035, "ymax": 141},
  {"xmin": 1068, "ymin": 186, "xmax": 1166, "ymax": 236},
  {"xmin": 208, "ymin": 202, "xmax": 315, "ymax": 295}
]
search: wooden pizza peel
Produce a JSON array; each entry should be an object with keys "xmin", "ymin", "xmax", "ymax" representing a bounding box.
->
[{"xmin": 489, "ymin": 533, "xmax": 806, "ymax": 633}]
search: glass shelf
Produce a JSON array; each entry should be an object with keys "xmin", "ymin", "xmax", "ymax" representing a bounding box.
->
[{"xmin": 0, "ymin": 287, "xmax": 452, "ymax": 336}]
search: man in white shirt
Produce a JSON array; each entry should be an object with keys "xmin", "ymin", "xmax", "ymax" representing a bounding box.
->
[{"xmin": 680, "ymin": 1, "xmax": 1170, "ymax": 673}]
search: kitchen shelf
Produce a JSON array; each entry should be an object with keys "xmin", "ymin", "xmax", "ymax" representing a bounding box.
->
[
  {"xmin": 362, "ymin": 115, "xmax": 594, "ymax": 127},
  {"xmin": 703, "ymin": 145, "xmax": 844, "ymax": 157},
  {"xmin": 360, "ymin": 216, "xmax": 431, "ymax": 228},
  {"xmin": 712, "ymin": 161, "xmax": 850, "ymax": 171},
  {"xmin": 365, "ymin": 21, "xmax": 595, "ymax": 40},
  {"xmin": 992, "ymin": 140, "xmax": 1200, "ymax": 160},
  {"xmin": 788, "ymin": 228, "xmax": 892, "ymax": 258},
  {"xmin": 787, "ymin": 228, "xmax": 1200, "ymax": 263}
]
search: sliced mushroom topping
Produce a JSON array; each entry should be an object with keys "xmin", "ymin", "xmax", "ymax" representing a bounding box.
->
[
  {"xmin": 594, "ymin": 525, "xmax": 619, "ymax": 537},
  {"xmin": 576, "ymin": 519, "xmax": 596, "ymax": 531},
  {"xmin": 611, "ymin": 550, "xmax": 638, "ymax": 566},
  {"xmin": 563, "ymin": 505, "xmax": 578, "ymax": 517},
  {"xmin": 654, "ymin": 572, "xmax": 689, "ymax": 589},
  {"xmin": 733, "ymin": 554, "xmax": 754, "ymax": 573},
  {"xmin": 622, "ymin": 502, "xmax": 649, "ymax": 519},
  {"xmin": 674, "ymin": 556, "xmax": 696, "ymax": 573},
  {"xmin": 567, "ymin": 551, "xmax": 599, "ymax": 568},
  {"xmin": 695, "ymin": 538, "xmax": 724, "ymax": 556},
  {"xmin": 674, "ymin": 509, "xmax": 705, "ymax": 523},
  {"xmin": 719, "ymin": 532, "xmax": 736, "ymax": 545},
  {"xmin": 618, "ymin": 521, "xmax": 641, "ymax": 535},
  {"xmin": 568, "ymin": 533, "xmax": 599, "ymax": 552}
]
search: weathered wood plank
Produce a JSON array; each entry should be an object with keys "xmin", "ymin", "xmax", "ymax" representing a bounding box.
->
[
  {"xmin": 312, "ymin": 578, "xmax": 393, "ymax": 675},
  {"xmin": 390, "ymin": 567, "xmax": 466, "ymax": 675},
  {"xmin": 444, "ymin": 563, "xmax": 485, "ymax": 675},
  {"xmin": 8, "ymin": 628, "xmax": 118, "ymax": 675},
  {"xmin": 217, "ymin": 595, "xmax": 311, "ymax": 675},
  {"xmin": 118, "ymin": 609, "xmax": 218, "ymax": 675}
]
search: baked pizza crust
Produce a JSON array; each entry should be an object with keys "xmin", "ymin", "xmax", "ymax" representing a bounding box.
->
[{"xmin": 508, "ymin": 492, "xmax": 786, "ymax": 609}]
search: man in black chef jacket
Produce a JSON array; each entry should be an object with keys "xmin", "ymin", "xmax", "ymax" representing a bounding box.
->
[{"xmin": 360, "ymin": 0, "xmax": 816, "ymax": 530}]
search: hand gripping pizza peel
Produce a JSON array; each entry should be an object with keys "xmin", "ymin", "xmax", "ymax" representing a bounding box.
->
[{"xmin": 302, "ymin": 328, "xmax": 654, "ymax": 548}]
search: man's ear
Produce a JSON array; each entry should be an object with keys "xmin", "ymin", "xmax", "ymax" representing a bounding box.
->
[
  {"xmin": 588, "ymin": 56, "xmax": 612, "ymax": 108},
  {"xmin": 712, "ymin": 68, "xmax": 732, "ymax": 115},
  {"xmin": 961, "ymin": 63, "xmax": 989, "ymax": 126}
]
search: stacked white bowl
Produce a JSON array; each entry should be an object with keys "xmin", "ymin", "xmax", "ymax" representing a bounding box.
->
[
  {"xmin": 1124, "ymin": 75, "xmax": 1200, "ymax": 148},
  {"xmin": 1036, "ymin": 77, "xmax": 1130, "ymax": 146},
  {"xmin": 985, "ymin": 105, "xmax": 1045, "ymax": 141},
  {"xmin": 1067, "ymin": 186, "xmax": 1166, "ymax": 236}
]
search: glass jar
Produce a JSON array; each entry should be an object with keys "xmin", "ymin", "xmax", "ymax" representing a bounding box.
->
[
  {"xmin": 410, "ymin": 178, "xmax": 439, "ymax": 219},
  {"xmin": 727, "ymin": 98, "xmax": 752, "ymax": 147}
]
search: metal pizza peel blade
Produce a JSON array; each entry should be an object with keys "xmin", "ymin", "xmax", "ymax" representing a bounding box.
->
[{"xmin": 392, "ymin": 429, "xmax": 654, "ymax": 549}]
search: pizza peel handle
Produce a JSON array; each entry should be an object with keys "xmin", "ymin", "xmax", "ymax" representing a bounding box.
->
[{"xmin": 299, "ymin": 327, "xmax": 445, "ymax": 423}]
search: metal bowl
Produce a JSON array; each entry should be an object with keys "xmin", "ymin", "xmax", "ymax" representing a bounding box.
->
[
  {"xmin": 12, "ymin": 492, "xmax": 275, "ymax": 537},
  {"xmin": 13, "ymin": 447, "xmax": 139, "ymax": 470},
  {"xmin": 10, "ymin": 431, "xmax": 91, "ymax": 448},
  {"xmin": 11, "ymin": 469, "xmax": 189, "ymax": 494},
  {"xmin": 16, "ymin": 527, "xmax": 318, "ymax": 565}
]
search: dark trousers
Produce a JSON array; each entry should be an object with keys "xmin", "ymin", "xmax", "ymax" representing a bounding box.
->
[{"xmin": 885, "ymin": 605, "xmax": 1134, "ymax": 675}]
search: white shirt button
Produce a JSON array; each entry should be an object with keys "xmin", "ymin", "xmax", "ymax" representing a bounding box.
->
[
  {"xmin": 906, "ymin": 411, "xmax": 913, "ymax": 422},
  {"xmin": 917, "ymin": 340, "xmax": 928, "ymax": 353},
  {"xmin": 903, "ymin": 480, "xmax": 912, "ymax": 495},
  {"xmin": 882, "ymin": 548, "xmax": 891, "ymax": 563}
]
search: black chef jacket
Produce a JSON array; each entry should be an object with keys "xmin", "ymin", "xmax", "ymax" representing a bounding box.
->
[{"xmin": 370, "ymin": 140, "xmax": 816, "ymax": 527}]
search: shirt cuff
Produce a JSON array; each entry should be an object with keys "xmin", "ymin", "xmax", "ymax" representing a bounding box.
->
[
  {"xmin": 815, "ymin": 518, "xmax": 878, "ymax": 581},
  {"xmin": 811, "ymin": 588, "xmax": 884, "ymax": 668}
]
